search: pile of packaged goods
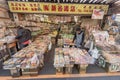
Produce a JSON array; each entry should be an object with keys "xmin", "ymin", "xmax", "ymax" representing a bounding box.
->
[
  {"xmin": 58, "ymin": 39, "xmax": 64, "ymax": 47},
  {"xmin": 49, "ymin": 31, "xmax": 58, "ymax": 38},
  {"xmin": 92, "ymin": 31, "xmax": 109, "ymax": 43},
  {"xmin": 60, "ymin": 25, "xmax": 72, "ymax": 34},
  {"xmin": 36, "ymin": 35, "xmax": 51, "ymax": 44},
  {"xmin": 58, "ymin": 34, "xmax": 74, "ymax": 47},
  {"xmin": 54, "ymin": 48, "xmax": 93, "ymax": 68},
  {"xmin": 5, "ymin": 21, "xmax": 16, "ymax": 28},
  {"xmin": 39, "ymin": 25, "xmax": 57, "ymax": 36},
  {"xmin": 0, "ymin": 36, "xmax": 16, "ymax": 44},
  {"xmin": 92, "ymin": 31, "xmax": 120, "ymax": 51},
  {"xmin": 3, "ymin": 36, "xmax": 51, "ymax": 70},
  {"xmin": 96, "ymin": 43, "xmax": 117, "ymax": 51},
  {"xmin": 97, "ymin": 51, "xmax": 120, "ymax": 72},
  {"xmin": 102, "ymin": 51, "xmax": 120, "ymax": 63},
  {"xmin": 92, "ymin": 31, "xmax": 120, "ymax": 72}
]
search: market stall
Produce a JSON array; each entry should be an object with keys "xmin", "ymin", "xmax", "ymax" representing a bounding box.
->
[
  {"xmin": 0, "ymin": 0, "xmax": 119, "ymax": 79},
  {"xmin": 54, "ymin": 48, "xmax": 93, "ymax": 74},
  {"xmin": 3, "ymin": 35, "xmax": 52, "ymax": 77},
  {"xmin": 87, "ymin": 30, "xmax": 120, "ymax": 73}
]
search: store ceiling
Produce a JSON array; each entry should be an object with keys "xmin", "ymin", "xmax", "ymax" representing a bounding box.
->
[{"xmin": 7, "ymin": 0, "xmax": 120, "ymax": 5}]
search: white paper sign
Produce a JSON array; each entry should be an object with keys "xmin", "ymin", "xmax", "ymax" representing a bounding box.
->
[{"xmin": 92, "ymin": 9, "xmax": 104, "ymax": 19}]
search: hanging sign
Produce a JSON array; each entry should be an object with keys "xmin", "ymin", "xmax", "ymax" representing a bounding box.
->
[
  {"xmin": 92, "ymin": 9, "xmax": 105, "ymax": 19},
  {"xmin": 8, "ymin": 1, "xmax": 109, "ymax": 14}
]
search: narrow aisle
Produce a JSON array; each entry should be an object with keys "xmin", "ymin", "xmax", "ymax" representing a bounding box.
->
[{"xmin": 39, "ymin": 44, "xmax": 56, "ymax": 75}]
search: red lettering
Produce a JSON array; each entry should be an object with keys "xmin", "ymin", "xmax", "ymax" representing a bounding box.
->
[
  {"xmin": 64, "ymin": 6, "xmax": 69, "ymax": 12},
  {"xmin": 12, "ymin": 7, "xmax": 15, "ymax": 10},
  {"xmin": 22, "ymin": 7, "xmax": 24, "ymax": 10},
  {"xmin": 19, "ymin": 4, "xmax": 21, "ymax": 6},
  {"xmin": 89, "ymin": 6, "xmax": 91, "ymax": 9},
  {"xmin": 19, "ymin": 7, "xmax": 21, "ymax": 10},
  {"xmin": 30, "ymin": 4, "xmax": 33, "ymax": 7},
  {"xmin": 31, "ymin": 8, "xmax": 34, "ymax": 11},
  {"xmin": 70, "ymin": 6, "xmax": 75, "ymax": 12},
  {"xmin": 51, "ymin": 5, "xmax": 56, "ymax": 11},
  {"xmin": 22, "ymin": 4, "xmax": 25, "ymax": 6},
  {"xmin": 89, "ymin": 10, "xmax": 93, "ymax": 12},
  {"xmin": 84, "ymin": 6, "xmax": 86, "ymax": 8},
  {"xmin": 84, "ymin": 10, "xmax": 88, "ymax": 12},
  {"xmin": 25, "ymin": 8, "xmax": 28, "ymax": 10},
  {"xmin": 58, "ymin": 5, "xmax": 62, "ymax": 11},
  {"xmin": 35, "ymin": 8, "xmax": 37, "ymax": 11},
  {"xmin": 94, "ymin": 6, "xmax": 97, "ymax": 9},
  {"xmin": 11, "ymin": 3, "xmax": 14, "ymax": 6},
  {"xmin": 15, "ymin": 3, "xmax": 18, "ymax": 6},
  {"xmin": 16, "ymin": 7, "xmax": 18, "ymax": 10},
  {"xmin": 24, "ymin": 8, "xmax": 26, "ymax": 10},
  {"xmin": 34, "ymin": 4, "xmax": 37, "ymax": 7},
  {"xmin": 78, "ymin": 9, "xmax": 82, "ymax": 12},
  {"xmin": 43, "ymin": 5, "xmax": 49, "ymax": 11},
  {"xmin": 99, "ymin": 6, "xmax": 102, "ymax": 9}
]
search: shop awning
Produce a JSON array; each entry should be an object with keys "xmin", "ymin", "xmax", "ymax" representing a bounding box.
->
[{"xmin": 7, "ymin": 0, "xmax": 120, "ymax": 5}]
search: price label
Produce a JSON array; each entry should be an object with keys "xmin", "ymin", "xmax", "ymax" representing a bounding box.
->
[
  {"xmin": 109, "ymin": 63, "xmax": 120, "ymax": 72},
  {"xmin": 98, "ymin": 56, "xmax": 106, "ymax": 68}
]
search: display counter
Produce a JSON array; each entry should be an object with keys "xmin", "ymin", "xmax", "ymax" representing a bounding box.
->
[
  {"xmin": 3, "ymin": 35, "xmax": 52, "ymax": 77},
  {"xmin": 54, "ymin": 48, "xmax": 93, "ymax": 74}
]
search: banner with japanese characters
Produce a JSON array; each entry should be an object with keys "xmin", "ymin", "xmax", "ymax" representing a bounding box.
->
[{"xmin": 8, "ymin": 1, "xmax": 109, "ymax": 14}]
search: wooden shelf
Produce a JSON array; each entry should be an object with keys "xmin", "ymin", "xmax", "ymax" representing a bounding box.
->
[
  {"xmin": 40, "ymin": 21, "xmax": 58, "ymax": 24},
  {"xmin": 27, "ymin": 20, "xmax": 38, "ymax": 22},
  {"xmin": 0, "ymin": 17, "xmax": 10, "ymax": 19}
]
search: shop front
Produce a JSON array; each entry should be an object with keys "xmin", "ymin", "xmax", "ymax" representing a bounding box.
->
[{"xmin": 0, "ymin": 0, "xmax": 120, "ymax": 79}]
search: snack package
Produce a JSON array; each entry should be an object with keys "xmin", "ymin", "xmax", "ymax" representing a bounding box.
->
[{"xmin": 30, "ymin": 54, "xmax": 39, "ymax": 67}]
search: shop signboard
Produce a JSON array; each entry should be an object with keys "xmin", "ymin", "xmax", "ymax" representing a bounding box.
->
[
  {"xmin": 8, "ymin": 1, "xmax": 109, "ymax": 15},
  {"xmin": 92, "ymin": 9, "xmax": 104, "ymax": 19}
]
